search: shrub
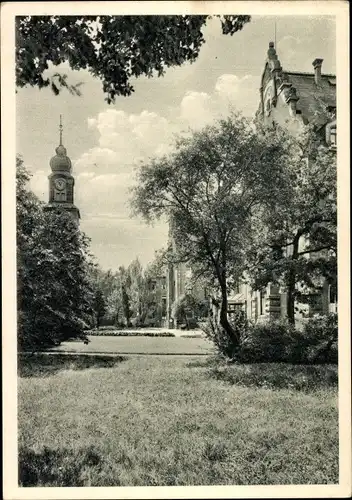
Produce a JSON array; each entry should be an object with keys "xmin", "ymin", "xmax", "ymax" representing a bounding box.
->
[
  {"xmin": 238, "ymin": 317, "xmax": 297, "ymax": 363},
  {"xmin": 201, "ymin": 311, "xmax": 249, "ymax": 359},
  {"xmin": 301, "ymin": 313, "xmax": 338, "ymax": 364},
  {"xmin": 202, "ymin": 313, "xmax": 338, "ymax": 364},
  {"xmin": 18, "ymin": 309, "xmax": 88, "ymax": 351},
  {"xmin": 238, "ymin": 314, "xmax": 338, "ymax": 364}
]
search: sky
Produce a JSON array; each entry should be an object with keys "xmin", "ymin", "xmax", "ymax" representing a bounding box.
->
[{"xmin": 16, "ymin": 15, "xmax": 336, "ymax": 271}]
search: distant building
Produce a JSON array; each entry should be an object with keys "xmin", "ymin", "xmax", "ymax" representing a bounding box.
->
[
  {"xmin": 165, "ymin": 223, "xmax": 208, "ymax": 328},
  {"xmin": 233, "ymin": 42, "xmax": 337, "ymax": 323},
  {"xmin": 44, "ymin": 116, "xmax": 80, "ymax": 223}
]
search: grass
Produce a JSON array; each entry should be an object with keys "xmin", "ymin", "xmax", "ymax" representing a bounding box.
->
[
  {"xmin": 18, "ymin": 355, "xmax": 338, "ymax": 486},
  {"xmin": 49, "ymin": 335, "xmax": 213, "ymax": 355}
]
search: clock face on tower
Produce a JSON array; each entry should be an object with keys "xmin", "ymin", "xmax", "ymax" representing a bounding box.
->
[{"xmin": 54, "ymin": 178, "xmax": 66, "ymax": 190}]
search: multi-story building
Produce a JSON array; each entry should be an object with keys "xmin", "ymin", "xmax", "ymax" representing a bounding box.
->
[{"xmin": 231, "ymin": 42, "xmax": 336, "ymax": 323}]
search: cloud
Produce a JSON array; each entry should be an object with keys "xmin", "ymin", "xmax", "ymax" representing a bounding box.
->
[
  {"xmin": 215, "ymin": 74, "xmax": 259, "ymax": 116},
  {"xmin": 180, "ymin": 91, "xmax": 213, "ymax": 128},
  {"xmin": 29, "ymin": 169, "xmax": 48, "ymax": 201}
]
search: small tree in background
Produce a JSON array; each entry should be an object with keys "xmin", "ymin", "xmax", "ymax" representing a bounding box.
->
[
  {"xmin": 172, "ymin": 294, "xmax": 199, "ymax": 329},
  {"xmin": 92, "ymin": 289, "xmax": 107, "ymax": 329}
]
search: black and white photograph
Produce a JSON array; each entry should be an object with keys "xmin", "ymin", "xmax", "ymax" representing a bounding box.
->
[{"xmin": 1, "ymin": 1, "xmax": 351, "ymax": 498}]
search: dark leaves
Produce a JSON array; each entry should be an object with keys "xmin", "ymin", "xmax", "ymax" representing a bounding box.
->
[{"xmin": 16, "ymin": 15, "xmax": 250, "ymax": 102}]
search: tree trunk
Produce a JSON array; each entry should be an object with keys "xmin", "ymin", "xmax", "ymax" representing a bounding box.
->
[
  {"xmin": 286, "ymin": 274, "xmax": 296, "ymax": 325},
  {"xmin": 286, "ymin": 235, "xmax": 300, "ymax": 326},
  {"xmin": 218, "ymin": 267, "xmax": 240, "ymax": 350}
]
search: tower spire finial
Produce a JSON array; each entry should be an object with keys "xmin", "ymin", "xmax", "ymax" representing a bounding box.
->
[{"xmin": 59, "ymin": 115, "xmax": 63, "ymax": 146}]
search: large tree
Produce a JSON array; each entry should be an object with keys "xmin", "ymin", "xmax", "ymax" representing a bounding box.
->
[
  {"xmin": 131, "ymin": 114, "xmax": 291, "ymax": 352},
  {"xmin": 17, "ymin": 157, "xmax": 95, "ymax": 349},
  {"xmin": 16, "ymin": 15, "xmax": 250, "ymax": 103},
  {"xmin": 247, "ymin": 126, "xmax": 337, "ymax": 325}
]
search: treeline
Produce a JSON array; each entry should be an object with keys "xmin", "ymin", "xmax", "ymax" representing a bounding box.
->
[{"xmin": 91, "ymin": 255, "xmax": 167, "ymax": 329}]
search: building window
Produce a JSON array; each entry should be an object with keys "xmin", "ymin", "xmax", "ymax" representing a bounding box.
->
[
  {"xmin": 260, "ymin": 289, "xmax": 266, "ymax": 315},
  {"xmin": 162, "ymin": 298, "xmax": 167, "ymax": 317},
  {"xmin": 326, "ymin": 121, "xmax": 337, "ymax": 148},
  {"xmin": 329, "ymin": 284, "xmax": 337, "ymax": 303}
]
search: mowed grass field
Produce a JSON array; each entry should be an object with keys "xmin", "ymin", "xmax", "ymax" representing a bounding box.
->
[
  {"xmin": 51, "ymin": 335, "xmax": 213, "ymax": 355},
  {"xmin": 18, "ymin": 354, "xmax": 338, "ymax": 487}
]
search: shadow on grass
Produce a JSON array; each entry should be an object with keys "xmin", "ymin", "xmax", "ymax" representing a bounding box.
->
[
  {"xmin": 18, "ymin": 353, "xmax": 126, "ymax": 378},
  {"xmin": 207, "ymin": 362, "xmax": 338, "ymax": 392},
  {"xmin": 19, "ymin": 445, "xmax": 111, "ymax": 486},
  {"xmin": 186, "ymin": 356, "xmax": 219, "ymax": 369}
]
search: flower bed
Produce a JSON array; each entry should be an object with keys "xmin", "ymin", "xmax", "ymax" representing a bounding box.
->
[{"xmin": 86, "ymin": 329, "xmax": 175, "ymax": 338}]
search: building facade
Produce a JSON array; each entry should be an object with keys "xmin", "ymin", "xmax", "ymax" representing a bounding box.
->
[
  {"xmin": 232, "ymin": 42, "xmax": 337, "ymax": 324},
  {"xmin": 44, "ymin": 117, "xmax": 80, "ymax": 223}
]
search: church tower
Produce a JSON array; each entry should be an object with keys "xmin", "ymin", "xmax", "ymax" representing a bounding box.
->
[{"xmin": 45, "ymin": 116, "xmax": 80, "ymax": 223}]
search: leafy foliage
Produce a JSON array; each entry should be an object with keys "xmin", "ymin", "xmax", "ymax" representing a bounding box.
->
[
  {"xmin": 95, "ymin": 254, "xmax": 167, "ymax": 328},
  {"xmin": 301, "ymin": 313, "xmax": 338, "ymax": 363},
  {"xmin": 238, "ymin": 315, "xmax": 337, "ymax": 364},
  {"xmin": 202, "ymin": 308, "xmax": 337, "ymax": 364},
  {"xmin": 172, "ymin": 293, "xmax": 200, "ymax": 329},
  {"xmin": 16, "ymin": 15, "xmax": 250, "ymax": 103},
  {"xmin": 17, "ymin": 157, "xmax": 95, "ymax": 350},
  {"xmin": 92, "ymin": 289, "xmax": 107, "ymax": 328},
  {"xmin": 247, "ymin": 125, "xmax": 337, "ymax": 324}
]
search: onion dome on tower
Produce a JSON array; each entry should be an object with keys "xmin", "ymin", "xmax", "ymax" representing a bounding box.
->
[
  {"xmin": 50, "ymin": 144, "xmax": 72, "ymax": 172},
  {"xmin": 45, "ymin": 115, "xmax": 80, "ymax": 223}
]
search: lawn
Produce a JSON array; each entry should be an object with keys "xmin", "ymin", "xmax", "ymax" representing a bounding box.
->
[
  {"xmin": 18, "ymin": 354, "xmax": 338, "ymax": 486},
  {"xmin": 50, "ymin": 335, "xmax": 213, "ymax": 355}
]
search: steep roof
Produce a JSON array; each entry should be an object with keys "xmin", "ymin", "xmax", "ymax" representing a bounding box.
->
[
  {"xmin": 258, "ymin": 43, "xmax": 336, "ymax": 128},
  {"xmin": 283, "ymin": 71, "xmax": 336, "ymax": 126}
]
